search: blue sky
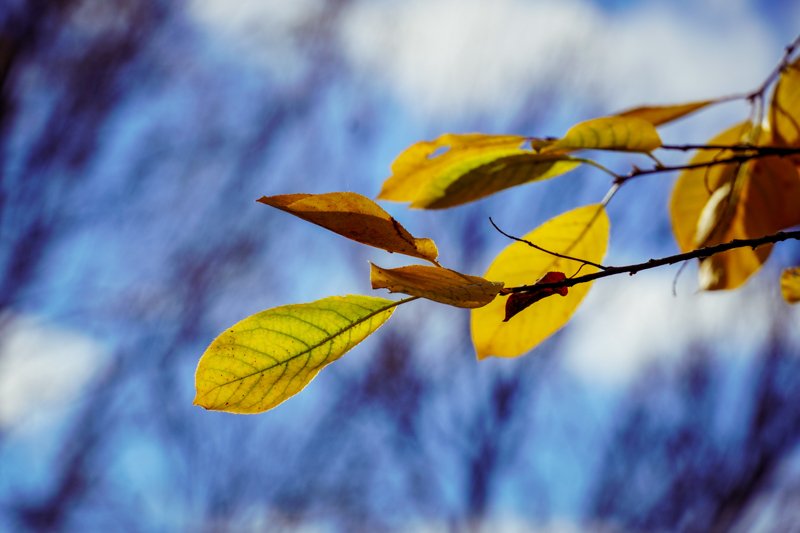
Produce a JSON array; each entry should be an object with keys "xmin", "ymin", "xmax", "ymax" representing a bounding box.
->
[{"xmin": 1, "ymin": 1, "xmax": 800, "ymax": 530}]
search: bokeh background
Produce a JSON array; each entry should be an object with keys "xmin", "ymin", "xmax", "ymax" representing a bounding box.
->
[{"xmin": 2, "ymin": 0, "xmax": 800, "ymax": 531}]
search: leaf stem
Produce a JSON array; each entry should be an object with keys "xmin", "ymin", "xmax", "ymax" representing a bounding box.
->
[
  {"xmin": 506, "ymin": 230, "xmax": 800, "ymax": 293},
  {"xmin": 578, "ymin": 158, "xmax": 621, "ymax": 180},
  {"xmin": 489, "ymin": 217, "xmax": 609, "ymax": 271}
]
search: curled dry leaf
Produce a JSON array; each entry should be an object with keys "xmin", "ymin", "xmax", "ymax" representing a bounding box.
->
[
  {"xmin": 258, "ymin": 192, "xmax": 438, "ymax": 263},
  {"xmin": 503, "ymin": 272, "xmax": 568, "ymax": 322},
  {"xmin": 370, "ymin": 263, "xmax": 503, "ymax": 308}
]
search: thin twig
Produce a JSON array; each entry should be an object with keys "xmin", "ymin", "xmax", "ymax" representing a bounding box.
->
[
  {"xmin": 506, "ymin": 229, "xmax": 800, "ymax": 293},
  {"xmin": 660, "ymin": 144, "xmax": 800, "ymax": 155},
  {"xmin": 617, "ymin": 152, "xmax": 791, "ymax": 184},
  {"xmin": 489, "ymin": 217, "xmax": 609, "ymax": 271},
  {"xmin": 746, "ymin": 33, "xmax": 800, "ymax": 101}
]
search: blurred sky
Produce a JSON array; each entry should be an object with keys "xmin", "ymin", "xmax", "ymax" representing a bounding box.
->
[{"xmin": 2, "ymin": 0, "xmax": 800, "ymax": 531}]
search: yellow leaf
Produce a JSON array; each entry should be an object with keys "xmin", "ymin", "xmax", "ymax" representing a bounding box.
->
[
  {"xmin": 471, "ymin": 204, "xmax": 609, "ymax": 359},
  {"xmin": 378, "ymin": 134, "xmax": 579, "ymax": 209},
  {"xmin": 693, "ymin": 182, "xmax": 734, "ymax": 246},
  {"xmin": 370, "ymin": 263, "xmax": 503, "ymax": 308},
  {"xmin": 740, "ymin": 156, "xmax": 800, "ymax": 236},
  {"xmin": 258, "ymin": 192, "xmax": 438, "ymax": 263},
  {"xmin": 547, "ymin": 116, "xmax": 662, "ymax": 152},
  {"xmin": 781, "ymin": 267, "xmax": 800, "ymax": 304},
  {"xmin": 616, "ymin": 99, "xmax": 714, "ymax": 126},
  {"xmin": 696, "ymin": 209, "xmax": 772, "ymax": 290},
  {"xmin": 699, "ymin": 156, "xmax": 800, "ymax": 290},
  {"xmin": 769, "ymin": 57, "xmax": 800, "ymax": 147},
  {"xmin": 670, "ymin": 122, "xmax": 750, "ymax": 251},
  {"xmin": 194, "ymin": 295, "xmax": 399, "ymax": 413},
  {"xmin": 670, "ymin": 120, "xmax": 800, "ymax": 290},
  {"xmin": 669, "ymin": 122, "xmax": 769, "ymax": 290}
]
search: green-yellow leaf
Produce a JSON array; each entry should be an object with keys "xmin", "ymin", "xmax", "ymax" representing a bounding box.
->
[
  {"xmin": 258, "ymin": 192, "xmax": 438, "ymax": 263},
  {"xmin": 194, "ymin": 295, "xmax": 400, "ymax": 414},
  {"xmin": 378, "ymin": 133, "xmax": 579, "ymax": 209},
  {"xmin": 616, "ymin": 99, "xmax": 715, "ymax": 126},
  {"xmin": 370, "ymin": 263, "xmax": 503, "ymax": 308},
  {"xmin": 781, "ymin": 267, "xmax": 800, "ymax": 304},
  {"xmin": 413, "ymin": 156, "xmax": 580, "ymax": 209},
  {"xmin": 471, "ymin": 204, "xmax": 609, "ymax": 359},
  {"xmin": 547, "ymin": 116, "xmax": 662, "ymax": 152},
  {"xmin": 769, "ymin": 57, "xmax": 800, "ymax": 147}
]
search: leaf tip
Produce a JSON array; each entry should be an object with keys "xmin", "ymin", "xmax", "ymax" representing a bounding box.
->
[{"xmin": 192, "ymin": 392, "xmax": 208, "ymax": 410}]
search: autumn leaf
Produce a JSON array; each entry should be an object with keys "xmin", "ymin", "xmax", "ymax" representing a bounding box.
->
[
  {"xmin": 693, "ymin": 182, "xmax": 735, "ymax": 246},
  {"xmin": 471, "ymin": 204, "xmax": 609, "ymax": 359},
  {"xmin": 691, "ymin": 156, "xmax": 800, "ymax": 290},
  {"xmin": 670, "ymin": 120, "xmax": 800, "ymax": 290},
  {"xmin": 616, "ymin": 99, "xmax": 714, "ymax": 126},
  {"xmin": 546, "ymin": 116, "xmax": 662, "ymax": 152},
  {"xmin": 258, "ymin": 192, "xmax": 438, "ymax": 263},
  {"xmin": 194, "ymin": 295, "xmax": 400, "ymax": 414},
  {"xmin": 781, "ymin": 267, "xmax": 800, "ymax": 304},
  {"xmin": 670, "ymin": 122, "xmax": 750, "ymax": 251},
  {"xmin": 669, "ymin": 122, "xmax": 764, "ymax": 290},
  {"xmin": 503, "ymin": 271, "xmax": 568, "ymax": 322},
  {"xmin": 740, "ymin": 156, "xmax": 800, "ymax": 237},
  {"xmin": 378, "ymin": 133, "xmax": 579, "ymax": 209},
  {"xmin": 370, "ymin": 263, "xmax": 503, "ymax": 308},
  {"xmin": 769, "ymin": 56, "xmax": 800, "ymax": 147}
]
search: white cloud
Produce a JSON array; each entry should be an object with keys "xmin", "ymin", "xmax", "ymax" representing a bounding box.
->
[
  {"xmin": 0, "ymin": 315, "xmax": 105, "ymax": 430},
  {"xmin": 186, "ymin": 0, "xmax": 784, "ymax": 119},
  {"xmin": 339, "ymin": 0, "xmax": 599, "ymax": 118},
  {"xmin": 596, "ymin": 3, "xmax": 775, "ymax": 107},
  {"xmin": 187, "ymin": 0, "xmax": 326, "ymax": 82},
  {"xmin": 338, "ymin": 0, "xmax": 778, "ymax": 118},
  {"xmin": 561, "ymin": 272, "xmax": 799, "ymax": 387}
]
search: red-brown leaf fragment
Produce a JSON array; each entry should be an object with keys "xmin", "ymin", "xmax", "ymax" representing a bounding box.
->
[{"xmin": 503, "ymin": 272, "xmax": 568, "ymax": 322}]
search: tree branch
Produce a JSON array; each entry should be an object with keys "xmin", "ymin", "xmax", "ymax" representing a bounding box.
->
[
  {"xmin": 660, "ymin": 144, "xmax": 800, "ymax": 155},
  {"xmin": 506, "ymin": 229, "xmax": 800, "ymax": 294},
  {"xmin": 745, "ymin": 33, "xmax": 800, "ymax": 101},
  {"xmin": 615, "ymin": 152, "xmax": 793, "ymax": 185}
]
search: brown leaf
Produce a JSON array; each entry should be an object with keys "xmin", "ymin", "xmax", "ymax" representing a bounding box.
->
[
  {"xmin": 370, "ymin": 264, "xmax": 503, "ymax": 308},
  {"xmin": 616, "ymin": 100, "xmax": 714, "ymax": 126},
  {"xmin": 503, "ymin": 272, "xmax": 569, "ymax": 322},
  {"xmin": 258, "ymin": 192, "xmax": 438, "ymax": 263}
]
